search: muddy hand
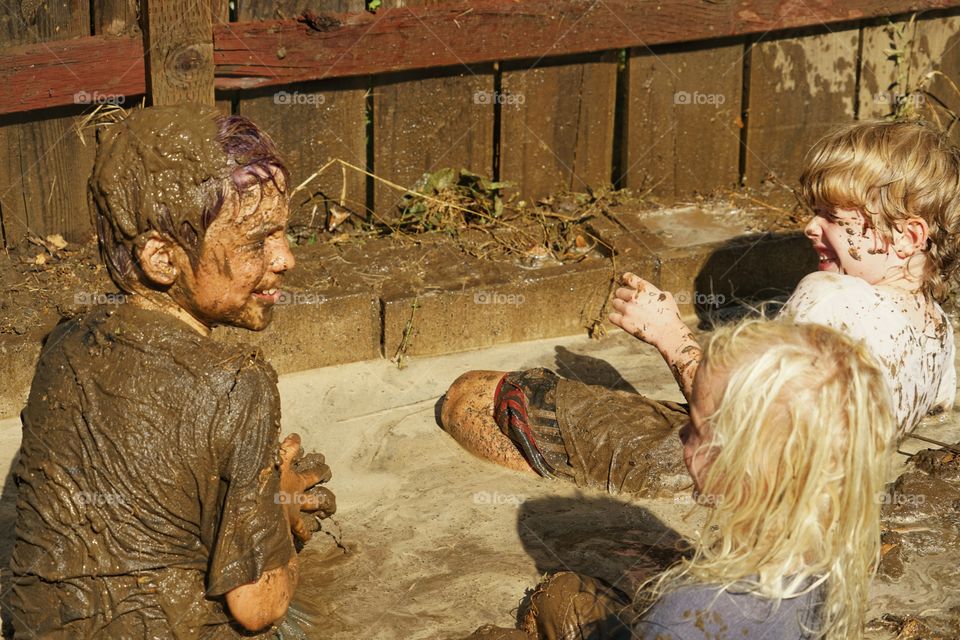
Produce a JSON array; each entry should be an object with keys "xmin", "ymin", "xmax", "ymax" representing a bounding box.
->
[
  {"xmin": 279, "ymin": 433, "xmax": 333, "ymax": 542},
  {"xmin": 608, "ymin": 272, "xmax": 685, "ymax": 351}
]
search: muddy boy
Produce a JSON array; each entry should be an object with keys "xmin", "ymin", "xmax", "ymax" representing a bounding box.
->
[{"xmin": 5, "ymin": 104, "xmax": 333, "ymax": 637}]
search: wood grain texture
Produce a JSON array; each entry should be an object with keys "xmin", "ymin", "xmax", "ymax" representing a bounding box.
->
[
  {"xmin": 144, "ymin": 0, "xmax": 215, "ymax": 105},
  {"xmin": 500, "ymin": 53, "xmax": 617, "ymax": 201},
  {"xmin": 372, "ymin": 66, "xmax": 494, "ymax": 217},
  {"xmin": 239, "ymin": 78, "xmax": 367, "ymax": 223},
  {"xmin": 744, "ymin": 28, "xmax": 860, "ymax": 190},
  {"xmin": 4, "ymin": 1, "xmax": 960, "ymax": 114},
  {"xmin": 0, "ymin": 0, "xmax": 95, "ymax": 246},
  {"xmin": 623, "ymin": 43, "xmax": 743, "ymax": 198}
]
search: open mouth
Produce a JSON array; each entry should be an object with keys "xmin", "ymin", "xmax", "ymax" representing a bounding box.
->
[
  {"xmin": 813, "ymin": 246, "xmax": 839, "ymax": 271},
  {"xmin": 252, "ymin": 287, "xmax": 281, "ymax": 303}
]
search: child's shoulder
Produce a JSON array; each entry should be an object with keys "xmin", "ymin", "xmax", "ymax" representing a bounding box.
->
[{"xmin": 785, "ymin": 272, "xmax": 883, "ymax": 314}]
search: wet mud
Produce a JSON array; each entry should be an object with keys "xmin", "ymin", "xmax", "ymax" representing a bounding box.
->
[{"xmin": 869, "ymin": 444, "xmax": 960, "ymax": 639}]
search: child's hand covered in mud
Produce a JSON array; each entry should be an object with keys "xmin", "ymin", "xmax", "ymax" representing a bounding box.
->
[
  {"xmin": 279, "ymin": 433, "xmax": 337, "ymax": 543},
  {"xmin": 608, "ymin": 273, "xmax": 687, "ymax": 352}
]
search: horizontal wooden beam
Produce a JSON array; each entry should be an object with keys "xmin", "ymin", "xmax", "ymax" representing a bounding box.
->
[
  {"xmin": 2, "ymin": 35, "xmax": 146, "ymax": 115},
  {"xmin": 3, "ymin": 0, "xmax": 960, "ymax": 115}
]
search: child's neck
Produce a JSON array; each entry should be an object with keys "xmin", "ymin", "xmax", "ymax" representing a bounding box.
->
[{"xmin": 129, "ymin": 294, "xmax": 212, "ymax": 337}]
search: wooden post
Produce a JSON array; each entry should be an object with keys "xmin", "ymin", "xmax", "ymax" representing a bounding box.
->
[{"xmin": 144, "ymin": 0, "xmax": 216, "ymax": 105}]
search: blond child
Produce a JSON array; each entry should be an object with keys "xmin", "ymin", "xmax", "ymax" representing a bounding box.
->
[
  {"xmin": 465, "ymin": 319, "xmax": 895, "ymax": 639},
  {"xmin": 441, "ymin": 119, "xmax": 959, "ymax": 493}
]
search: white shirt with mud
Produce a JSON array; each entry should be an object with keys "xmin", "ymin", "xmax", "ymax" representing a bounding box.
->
[{"xmin": 779, "ymin": 272, "xmax": 956, "ymax": 437}]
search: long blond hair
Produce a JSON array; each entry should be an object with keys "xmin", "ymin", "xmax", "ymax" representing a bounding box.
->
[{"xmin": 640, "ymin": 319, "xmax": 895, "ymax": 639}]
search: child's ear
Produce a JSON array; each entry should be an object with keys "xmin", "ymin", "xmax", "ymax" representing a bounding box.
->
[
  {"xmin": 892, "ymin": 217, "xmax": 929, "ymax": 258},
  {"xmin": 136, "ymin": 231, "xmax": 179, "ymax": 287}
]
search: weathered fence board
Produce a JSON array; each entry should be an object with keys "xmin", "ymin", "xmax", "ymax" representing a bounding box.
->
[
  {"xmin": 144, "ymin": 0, "xmax": 216, "ymax": 105},
  {"xmin": 373, "ymin": 66, "xmax": 495, "ymax": 216},
  {"xmin": 623, "ymin": 43, "xmax": 743, "ymax": 199},
  {"xmin": 238, "ymin": 81, "xmax": 368, "ymax": 223},
  {"xmin": 372, "ymin": 0, "xmax": 493, "ymax": 217},
  {"xmin": 500, "ymin": 53, "xmax": 617, "ymax": 201},
  {"xmin": 0, "ymin": 0, "xmax": 96, "ymax": 245},
  {"xmin": 860, "ymin": 13, "xmax": 960, "ymax": 145},
  {"xmin": 744, "ymin": 28, "xmax": 860, "ymax": 192},
  {"xmin": 237, "ymin": 1, "xmax": 368, "ymax": 225}
]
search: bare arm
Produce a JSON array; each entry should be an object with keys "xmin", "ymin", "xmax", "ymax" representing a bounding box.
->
[
  {"xmin": 225, "ymin": 555, "xmax": 299, "ymax": 632},
  {"xmin": 608, "ymin": 272, "xmax": 701, "ymax": 403},
  {"xmin": 223, "ymin": 433, "xmax": 333, "ymax": 631}
]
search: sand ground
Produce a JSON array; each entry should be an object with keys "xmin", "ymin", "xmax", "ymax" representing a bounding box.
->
[{"xmin": 0, "ymin": 329, "xmax": 957, "ymax": 639}]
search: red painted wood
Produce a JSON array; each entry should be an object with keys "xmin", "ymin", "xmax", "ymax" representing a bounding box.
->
[
  {"xmin": 2, "ymin": 35, "xmax": 145, "ymax": 114},
  {"xmin": 3, "ymin": 0, "xmax": 959, "ymax": 114}
]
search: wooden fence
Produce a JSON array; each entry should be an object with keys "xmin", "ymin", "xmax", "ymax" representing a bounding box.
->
[{"xmin": 2, "ymin": 0, "xmax": 960, "ymax": 247}]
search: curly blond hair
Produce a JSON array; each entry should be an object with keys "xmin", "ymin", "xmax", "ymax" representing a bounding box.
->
[
  {"xmin": 638, "ymin": 318, "xmax": 895, "ymax": 639},
  {"xmin": 799, "ymin": 119, "xmax": 960, "ymax": 302}
]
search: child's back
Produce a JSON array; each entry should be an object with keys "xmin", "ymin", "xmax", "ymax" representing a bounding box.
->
[
  {"xmin": 782, "ymin": 271, "xmax": 955, "ymax": 435},
  {"xmin": 10, "ymin": 303, "xmax": 289, "ymax": 637}
]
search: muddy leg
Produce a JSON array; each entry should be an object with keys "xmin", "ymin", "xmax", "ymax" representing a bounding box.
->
[
  {"xmin": 521, "ymin": 571, "xmax": 633, "ymax": 640},
  {"xmin": 440, "ymin": 370, "xmax": 536, "ymax": 474}
]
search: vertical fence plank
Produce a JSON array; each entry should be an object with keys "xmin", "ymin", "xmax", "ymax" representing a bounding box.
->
[
  {"xmin": 236, "ymin": 1, "xmax": 367, "ymax": 225},
  {"xmin": 744, "ymin": 28, "xmax": 859, "ymax": 192},
  {"xmin": 860, "ymin": 13, "xmax": 960, "ymax": 143},
  {"xmin": 373, "ymin": 0, "xmax": 494, "ymax": 217},
  {"xmin": 623, "ymin": 43, "xmax": 743, "ymax": 199},
  {"xmin": 238, "ymin": 80, "xmax": 368, "ymax": 224},
  {"xmin": 372, "ymin": 66, "xmax": 494, "ymax": 217},
  {"xmin": 93, "ymin": 0, "xmax": 141, "ymax": 36},
  {"xmin": 499, "ymin": 53, "xmax": 617, "ymax": 201},
  {"xmin": 0, "ymin": 0, "xmax": 95, "ymax": 246},
  {"xmin": 144, "ymin": 0, "xmax": 215, "ymax": 106}
]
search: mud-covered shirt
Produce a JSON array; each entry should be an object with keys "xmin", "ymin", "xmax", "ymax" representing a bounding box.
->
[
  {"xmin": 780, "ymin": 272, "xmax": 956, "ymax": 437},
  {"xmin": 7, "ymin": 304, "xmax": 294, "ymax": 638}
]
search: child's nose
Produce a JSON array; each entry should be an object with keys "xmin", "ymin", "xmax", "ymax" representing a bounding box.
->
[
  {"xmin": 804, "ymin": 216, "xmax": 821, "ymax": 240},
  {"xmin": 269, "ymin": 238, "xmax": 296, "ymax": 273}
]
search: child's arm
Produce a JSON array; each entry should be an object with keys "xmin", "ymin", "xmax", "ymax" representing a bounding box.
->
[
  {"xmin": 608, "ymin": 272, "xmax": 701, "ymax": 403},
  {"xmin": 223, "ymin": 433, "xmax": 332, "ymax": 631}
]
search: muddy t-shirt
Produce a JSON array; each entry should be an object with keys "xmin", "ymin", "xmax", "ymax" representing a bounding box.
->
[{"xmin": 8, "ymin": 304, "xmax": 294, "ymax": 638}]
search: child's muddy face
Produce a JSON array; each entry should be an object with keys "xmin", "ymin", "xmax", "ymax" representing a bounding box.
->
[
  {"xmin": 176, "ymin": 175, "xmax": 294, "ymax": 331},
  {"xmin": 804, "ymin": 206, "xmax": 902, "ymax": 284}
]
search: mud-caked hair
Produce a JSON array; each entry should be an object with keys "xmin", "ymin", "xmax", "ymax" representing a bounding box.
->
[
  {"xmin": 89, "ymin": 104, "xmax": 289, "ymax": 293},
  {"xmin": 799, "ymin": 119, "xmax": 960, "ymax": 303}
]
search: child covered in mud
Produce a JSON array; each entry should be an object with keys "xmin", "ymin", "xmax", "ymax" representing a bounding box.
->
[
  {"xmin": 5, "ymin": 104, "xmax": 335, "ymax": 638},
  {"xmin": 464, "ymin": 318, "xmax": 896, "ymax": 639},
  {"xmin": 441, "ymin": 119, "xmax": 959, "ymax": 495}
]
